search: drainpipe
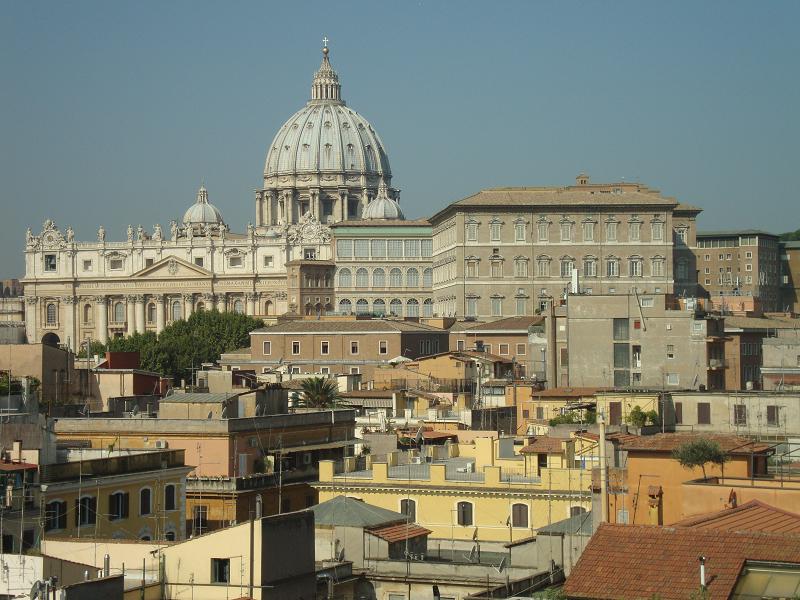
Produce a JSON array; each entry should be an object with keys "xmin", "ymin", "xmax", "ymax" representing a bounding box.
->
[{"xmin": 598, "ymin": 411, "xmax": 608, "ymax": 523}]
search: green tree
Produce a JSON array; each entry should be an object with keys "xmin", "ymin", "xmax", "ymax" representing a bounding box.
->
[
  {"xmin": 671, "ymin": 438, "xmax": 728, "ymax": 479},
  {"xmin": 780, "ymin": 227, "xmax": 800, "ymax": 241},
  {"xmin": 299, "ymin": 377, "xmax": 343, "ymax": 409},
  {"xmin": 626, "ymin": 405, "xmax": 661, "ymax": 428}
]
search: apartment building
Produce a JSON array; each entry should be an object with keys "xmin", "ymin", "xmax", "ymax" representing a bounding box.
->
[
  {"xmin": 429, "ymin": 174, "xmax": 700, "ymax": 320},
  {"xmin": 721, "ymin": 315, "xmax": 799, "ymax": 390},
  {"xmin": 331, "ymin": 219, "xmax": 433, "ymax": 317},
  {"xmin": 553, "ymin": 293, "xmax": 725, "ymax": 390},
  {"xmin": 248, "ymin": 317, "xmax": 449, "ymax": 380},
  {"xmin": 694, "ymin": 230, "xmax": 782, "ymax": 312},
  {"xmin": 761, "ymin": 328, "xmax": 800, "ymax": 390},
  {"xmin": 781, "ymin": 240, "xmax": 800, "ymax": 313}
]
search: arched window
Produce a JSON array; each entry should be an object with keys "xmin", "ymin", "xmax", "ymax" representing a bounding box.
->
[
  {"xmin": 400, "ymin": 499, "xmax": 416, "ymax": 521},
  {"xmin": 372, "ymin": 268, "xmax": 386, "ymax": 288},
  {"xmin": 570, "ymin": 506, "xmax": 587, "ymax": 517},
  {"xmin": 171, "ymin": 300, "xmax": 182, "ymax": 322},
  {"xmin": 389, "ymin": 299, "xmax": 402, "ymax": 316},
  {"xmin": 356, "ymin": 268, "xmax": 369, "ymax": 288},
  {"xmin": 423, "ymin": 298, "xmax": 433, "ymax": 317},
  {"xmin": 338, "ymin": 268, "xmax": 352, "ymax": 287},
  {"xmin": 264, "ymin": 300, "xmax": 273, "ymax": 315},
  {"xmin": 165, "ymin": 531, "xmax": 176, "ymax": 541},
  {"xmin": 406, "ymin": 268, "xmax": 419, "ymax": 288},
  {"xmin": 195, "ymin": 302, "xmax": 205, "ymax": 312},
  {"xmin": 373, "ymin": 299, "xmax": 386, "ymax": 316},
  {"xmin": 83, "ymin": 304, "xmax": 92, "ymax": 324},
  {"xmin": 406, "ymin": 298, "xmax": 419, "ymax": 317},
  {"xmin": 511, "ymin": 503, "xmax": 528, "ymax": 528},
  {"xmin": 339, "ymin": 299, "xmax": 352, "ymax": 314},
  {"xmin": 164, "ymin": 484, "xmax": 176, "ymax": 511},
  {"xmin": 423, "ymin": 268, "xmax": 433, "ymax": 288},
  {"xmin": 146, "ymin": 303, "xmax": 156, "ymax": 323},
  {"xmin": 233, "ymin": 299, "xmax": 244, "ymax": 314},
  {"xmin": 457, "ymin": 501, "xmax": 473, "ymax": 526},
  {"xmin": 389, "ymin": 268, "xmax": 403, "ymax": 287},
  {"xmin": 139, "ymin": 488, "xmax": 152, "ymax": 516},
  {"xmin": 356, "ymin": 299, "xmax": 369, "ymax": 315},
  {"xmin": 114, "ymin": 302, "xmax": 125, "ymax": 323}
]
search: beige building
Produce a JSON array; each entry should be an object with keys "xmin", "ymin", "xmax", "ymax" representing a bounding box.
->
[
  {"xmin": 694, "ymin": 230, "xmax": 782, "ymax": 312},
  {"xmin": 429, "ymin": 174, "xmax": 701, "ymax": 320},
  {"xmin": 781, "ymin": 240, "xmax": 800, "ymax": 313},
  {"xmin": 246, "ymin": 317, "xmax": 449, "ymax": 380},
  {"xmin": 552, "ymin": 293, "xmax": 726, "ymax": 390}
]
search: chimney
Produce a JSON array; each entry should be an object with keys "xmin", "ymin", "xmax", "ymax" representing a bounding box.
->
[{"xmin": 699, "ymin": 555, "xmax": 706, "ymax": 588}]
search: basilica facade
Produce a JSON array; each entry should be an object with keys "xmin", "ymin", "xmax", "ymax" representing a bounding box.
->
[{"xmin": 22, "ymin": 46, "xmax": 424, "ymax": 351}]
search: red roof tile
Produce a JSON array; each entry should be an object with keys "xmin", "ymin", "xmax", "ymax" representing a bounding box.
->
[
  {"xmin": 519, "ymin": 437, "xmax": 565, "ymax": 454},
  {"xmin": 673, "ymin": 500, "xmax": 800, "ymax": 534},
  {"xmin": 0, "ymin": 461, "xmax": 38, "ymax": 471},
  {"xmin": 564, "ymin": 524, "xmax": 800, "ymax": 599},
  {"xmin": 617, "ymin": 433, "xmax": 773, "ymax": 455},
  {"xmin": 367, "ymin": 523, "xmax": 432, "ymax": 543}
]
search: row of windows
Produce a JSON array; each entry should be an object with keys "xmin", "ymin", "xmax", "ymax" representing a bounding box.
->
[
  {"xmin": 336, "ymin": 239, "xmax": 433, "ymax": 259},
  {"xmin": 399, "ymin": 498, "xmax": 585, "ymax": 528},
  {"xmin": 466, "ymin": 218, "xmax": 666, "ymax": 244},
  {"xmin": 44, "ymin": 253, "xmax": 252, "ymax": 273},
  {"xmin": 674, "ymin": 402, "xmax": 780, "ymax": 427},
  {"xmin": 45, "ymin": 485, "xmax": 176, "ymax": 532},
  {"xmin": 337, "ymin": 267, "xmax": 432, "ymax": 288},
  {"xmin": 338, "ymin": 298, "xmax": 433, "ymax": 317},
  {"xmin": 465, "ymin": 256, "xmax": 668, "ymax": 279},
  {"xmin": 264, "ymin": 339, "xmax": 391, "ymax": 356}
]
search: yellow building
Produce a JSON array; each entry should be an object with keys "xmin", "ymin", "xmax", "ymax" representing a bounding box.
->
[
  {"xmin": 41, "ymin": 449, "xmax": 192, "ymax": 542},
  {"xmin": 315, "ymin": 436, "xmax": 593, "ymax": 544}
]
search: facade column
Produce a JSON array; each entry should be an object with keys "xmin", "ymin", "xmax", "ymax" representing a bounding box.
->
[
  {"xmin": 285, "ymin": 190, "xmax": 294, "ymax": 224},
  {"xmin": 339, "ymin": 192, "xmax": 347, "ymax": 222},
  {"xmin": 95, "ymin": 297, "xmax": 108, "ymax": 344},
  {"xmin": 183, "ymin": 294, "xmax": 194, "ymax": 319},
  {"xmin": 24, "ymin": 297, "xmax": 38, "ymax": 344},
  {"xmin": 62, "ymin": 296, "xmax": 76, "ymax": 352},
  {"xmin": 215, "ymin": 293, "xmax": 226, "ymax": 312},
  {"xmin": 267, "ymin": 191, "xmax": 276, "ymax": 226},
  {"xmin": 134, "ymin": 295, "xmax": 146, "ymax": 334},
  {"xmin": 246, "ymin": 293, "xmax": 256, "ymax": 316},
  {"xmin": 255, "ymin": 191, "xmax": 263, "ymax": 227},
  {"xmin": 155, "ymin": 295, "xmax": 165, "ymax": 334},
  {"xmin": 125, "ymin": 295, "xmax": 136, "ymax": 335}
]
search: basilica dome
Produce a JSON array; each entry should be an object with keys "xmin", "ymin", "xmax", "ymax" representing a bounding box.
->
[
  {"xmin": 362, "ymin": 183, "xmax": 405, "ymax": 220},
  {"xmin": 183, "ymin": 185, "xmax": 225, "ymax": 225}
]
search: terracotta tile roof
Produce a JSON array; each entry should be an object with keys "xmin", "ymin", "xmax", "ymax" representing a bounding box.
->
[
  {"xmin": 673, "ymin": 500, "xmax": 800, "ymax": 534},
  {"xmin": 563, "ymin": 524, "xmax": 800, "ymax": 600},
  {"xmin": 576, "ymin": 431, "xmax": 641, "ymax": 446},
  {"xmin": 367, "ymin": 522, "xmax": 432, "ymax": 543},
  {"xmin": 519, "ymin": 437, "xmax": 565, "ymax": 455},
  {"xmin": 0, "ymin": 461, "xmax": 38, "ymax": 471},
  {"xmin": 617, "ymin": 433, "xmax": 774, "ymax": 455}
]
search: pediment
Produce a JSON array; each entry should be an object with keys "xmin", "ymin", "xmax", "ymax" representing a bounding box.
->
[{"xmin": 133, "ymin": 257, "xmax": 210, "ymax": 279}]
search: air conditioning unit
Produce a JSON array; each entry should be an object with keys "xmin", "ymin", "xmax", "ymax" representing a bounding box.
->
[
  {"xmin": 410, "ymin": 456, "xmax": 422, "ymax": 465},
  {"xmin": 154, "ymin": 440, "xmax": 168, "ymax": 449}
]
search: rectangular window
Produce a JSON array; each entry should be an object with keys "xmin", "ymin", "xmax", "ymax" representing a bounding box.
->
[
  {"xmin": 466, "ymin": 223, "xmax": 478, "ymax": 241},
  {"xmin": 674, "ymin": 402, "xmax": 683, "ymax": 425},
  {"xmin": 466, "ymin": 298, "xmax": 478, "ymax": 317},
  {"xmin": 651, "ymin": 222, "xmax": 664, "ymax": 241},
  {"xmin": 211, "ymin": 558, "xmax": 230, "ymax": 584},
  {"xmin": 515, "ymin": 223, "xmax": 525, "ymax": 242},
  {"xmin": 371, "ymin": 239, "xmax": 386, "ymax": 258},
  {"xmin": 613, "ymin": 344, "xmax": 629, "ymax": 368},
  {"xmin": 491, "ymin": 262, "xmax": 502, "ymax": 278},
  {"xmin": 537, "ymin": 222, "xmax": 548, "ymax": 242},
  {"xmin": 697, "ymin": 402, "xmax": 711, "ymax": 424},
  {"xmin": 378, "ymin": 340, "xmax": 388, "ymax": 355},
  {"xmin": 466, "ymin": 261, "xmax": 477, "ymax": 278},
  {"xmin": 349, "ymin": 367, "xmax": 360, "ymax": 375},
  {"xmin": 560, "ymin": 222, "xmax": 572, "ymax": 242},
  {"xmin": 350, "ymin": 341, "xmax": 359, "ymax": 355},
  {"xmin": 516, "ymin": 343, "xmax": 526, "ymax": 355},
  {"xmin": 404, "ymin": 239, "xmax": 420, "ymax": 257},
  {"xmin": 354, "ymin": 239, "xmax": 369, "ymax": 258},
  {"xmin": 767, "ymin": 405, "xmax": 779, "ymax": 427},
  {"xmin": 491, "ymin": 297, "xmax": 502, "ymax": 317},
  {"xmin": 629, "ymin": 260, "xmax": 642, "ymax": 277},
  {"xmin": 263, "ymin": 255, "xmax": 274, "ymax": 267},
  {"xmin": 109, "ymin": 492, "xmax": 129, "ymax": 521},
  {"xmin": 109, "ymin": 258, "xmax": 123, "ymax": 270},
  {"xmin": 291, "ymin": 341, "xmax": 300, "ymax": 355},
  {"xmin": 666, "ymin": 344, "xmax": 675, "ymax": 359},
  {"xmin": 499, "ymin": 343, "xmax": 509, "ymax": 356},
  {"xmin": 193, "ymin": 505, "xmax": 208, "ymax": 532},
  {"xmin": 606, "ymin": 259, "xmax": 619, "ymax": 277},
  {"xmin": 583, "ymin": 259, "xmax": 597, "ymax": 278},
  {"xmin": 629, "ymin": 222, "xmax": 641, "ymax": 241},
  {"xmin": 82, "ymin": 259, "xmax": 93, "ymax": 271},
  {"xmin": 262, "ymin": 341, "xmax": 271, "ymax": 355},
  {"xmin": 388, "ymin": 239, "xmax": 403, "ymax": 257},
  {"xmin": 336, "ymin": 239, "xmax": 352, "ymax": 258},
  {"xmin": 666, "ymin": 373, "xmax": 680, "ymax": 386},
  {"xmin": 76, "ymin": 496, "xmax": 97, "ymax": 526},
  {"xmin": 320, "ymin": 341, "xmax": 329, "ymax": 355},
  {"xmin": 194, "ymin": 257, "xmax": 204, "ymax": 267},
  {"xmin": 515, "ymin": 297, "xmax": 526, "ymax": 316},
  {"xmin": 583, "ymin": 221, "xmax": 594, "ymax": 242},
  {"xmin": 613, "ymin": 318, "xmax": 629, "ymax": 341},
  {"xmin": 44, "ymin": 254, "xmax": 57, "ymax": 271},
  {"xmin": 490, "ymin": 223, "xmax": 501, "ymax": 241},
  {"xmin": 733, "ymin": 405, "xmax": 747, "ymax": 426},
  {"xmin": 606, "ymin": 222, "xmax": 617, "ymax": 241},
  {"xmin": 457, "ymin": 502, "xmax": 473, "ymax": 526},
  {"xmin": 320, "ymin": 367, "xmax": 330, "ymax": 375},
  {"xmin": 456, "ymin": 340, "xmax": 465, "ymax": 351},
  {"xmin": 421, "ymin": 239, "xmax": 432, "ymax": 257},
  {"xmin": 560, "ymin": 347, "xmax": 569, "ymax": 367},
  {"xmin": 640, "ymin": 297, "xmax": 654, "ymax": 308},
  {"xmin": 229, "ymin": 256, "xmax": 243, "ymax": 267},
  {"xmin": 536, "ymin": 406, "xmax": 544, "ymax": 420}
]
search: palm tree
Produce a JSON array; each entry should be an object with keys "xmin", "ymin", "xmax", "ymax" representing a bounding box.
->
[{"xmin": 299, "ymin": 377, "xmax": 345, "ymax": 409}]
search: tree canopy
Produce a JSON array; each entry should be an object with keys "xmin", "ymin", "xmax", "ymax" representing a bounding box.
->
[
  {"xmin": 79, "ymin": 310, "xmax": 263, "ymax": 385},
  {"xmin": 780, "ymin": 228, "xmax": 800, "ymax": 241},
  {"xmin": 299, "ymin": 377, "xmax": 343, "ymax": 409},
  {"xmin": 671, "ymin": 438, "xmax": 728, "ymax": 479}
]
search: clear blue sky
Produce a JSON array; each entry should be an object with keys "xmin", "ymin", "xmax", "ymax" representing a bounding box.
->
[{"xmin": 2, "ymin": 1, "xmax": 798, "ymax": 277}]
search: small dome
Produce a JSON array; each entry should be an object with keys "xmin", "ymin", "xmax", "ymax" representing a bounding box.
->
[
  {"xmin": 362, "ymin": 183, "xmax": 404, "ymax": 220},
  {"xmin": 183, "ymin": 186, "xmax": 225, "ymax": 225}
]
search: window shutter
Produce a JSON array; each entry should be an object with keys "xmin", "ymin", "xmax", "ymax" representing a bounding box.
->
[
  {"xmin": 90, "ymin": 497, "xmax": 97, "ymax": 523},
  {"xmin": 122, "ymin": 493, "xmax": 129, "ymax": 518},
  {"xmin": 75, "ymin": 499, "xmax": 80, "ymax": 526},
  {"xmin": 108, "ymin": 494, "xmax": 115, "ymax": 519}
]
